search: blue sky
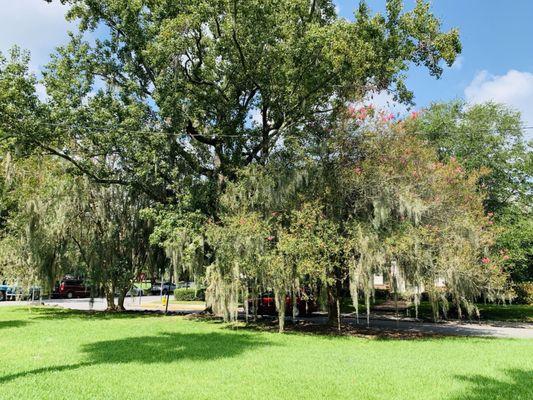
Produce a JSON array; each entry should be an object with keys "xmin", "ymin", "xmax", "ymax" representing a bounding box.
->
[{"xmin": 1, "ymin": 0, "xmax": 533, "ymax": 128}]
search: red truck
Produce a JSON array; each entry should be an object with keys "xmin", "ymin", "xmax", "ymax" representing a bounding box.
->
[
  {"xmin": 53, "ymin": 278, "xmax": 91, "ymax": 299},
  {"xmin": 248, "ymin": 292, "xmax": 317, "ymax": 316}
]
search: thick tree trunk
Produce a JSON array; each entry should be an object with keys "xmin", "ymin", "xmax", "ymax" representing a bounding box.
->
[
  {"xmin": 327, "ymin": 283, "xmax": 339, "ymax": 326},
  {"xmin": 327, "ymin": 265, "xmax": 344, "ymax": 330},
  {"xmin": 274, "ymin": 288, "xmax": 286, "ymax": 333},
  {"xmin": 105, "ymin": 289, "xmax": 116, "ymax": 311},
  {"xmin": 117, "ymin": 289, "xmax": 128, "ymax": 311}
]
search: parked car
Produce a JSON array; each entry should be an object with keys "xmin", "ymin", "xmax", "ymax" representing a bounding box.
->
[
  {"xmin": 175, "ymin": 281, "xmax": 197, "ymax": 289},
  {"xmin": 248, "ymin": 291, "xmax": 317, "ymax": 316},
  {"xmin": 0, "ymin": 282, "xmax": 9, "ymax": 301},
  {"xmin": 53, "ymin": 278, "xmax": 91, "ymax": 299},
  {"xmin": 6, "ymin": 286, "xmax": 41, "ymax": 301},
  {"xmin": 150, "ymin": 282, "xmax": 176, "ymax": 295},
  {"xmin": 126, "ymin": 285, "xmax": 145, "ymax": 296}
]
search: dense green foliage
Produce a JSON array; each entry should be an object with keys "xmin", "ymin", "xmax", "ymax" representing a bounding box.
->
[
  {"xmin": 0, "ymin": 1, "xmax": 529, "ymax": 328},
  {"xmin": 0, "ymin": 307, "xmax": 532, "ymax": 400},
  {"xmin": 1, "ymin": 0, "xmax": 460, "ymax": 205}
]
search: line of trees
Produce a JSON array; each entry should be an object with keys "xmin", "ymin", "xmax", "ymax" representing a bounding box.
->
[{"xmin": 0, "ymin": 1, "xmax": 530, "ymax": 329}]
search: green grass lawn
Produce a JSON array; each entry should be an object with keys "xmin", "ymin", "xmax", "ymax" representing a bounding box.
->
[{"xmin": 0, "ymin": 307, "xmax": 532, "ymax": 400}]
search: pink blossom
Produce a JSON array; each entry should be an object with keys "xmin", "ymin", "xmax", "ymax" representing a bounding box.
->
[
  {"xmin": 381, "ymin": 112, "xmax": 395, "ymax": 122},
  {"xmin": 266, "ymin": 236, "xmax": 275, "ymax": 241},
  {"xmin": 410, "ymin": 111, "xmax": 420, "ymax": 119},
  {"xmin": 503, "ymin": 255, "xmax": 510, "ymax": 260},
  {"xmin": 481, "ymin": 257, "xmax": 491, "ymax": 264}
]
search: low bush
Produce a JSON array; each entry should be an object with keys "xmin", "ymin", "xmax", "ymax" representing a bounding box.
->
[
  {"xmin": 514, "ymin": 282, "xmax": 533, "ymax": 305},
  {"xmin": 174, "ymin": 288, "xmax": 205, "ymax": 301}
]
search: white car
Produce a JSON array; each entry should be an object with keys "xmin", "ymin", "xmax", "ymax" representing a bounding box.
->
[{"xmin": 117, "ymin": 285, "xmax": 144, "ymax": 296}]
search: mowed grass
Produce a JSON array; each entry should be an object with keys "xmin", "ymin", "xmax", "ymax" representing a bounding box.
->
[{"xmin": 0, "ymin": 307, "xmax": 532, "ymax": 400}]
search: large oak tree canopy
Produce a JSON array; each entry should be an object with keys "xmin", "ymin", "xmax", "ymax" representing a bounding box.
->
[{"xmin": 4, "ymin": 0, "xmax": 460, "ymax": 204}]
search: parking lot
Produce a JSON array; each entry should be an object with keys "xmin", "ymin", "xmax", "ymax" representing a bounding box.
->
[{"xmin": 0, "ymin": 295, "xmax": 206, "ymax": 312}]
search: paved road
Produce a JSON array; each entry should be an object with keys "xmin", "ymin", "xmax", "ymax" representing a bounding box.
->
[
  {"xmin": 0, "ymin": 295, "xmax": 166, "ymax": 310},
  {"xmin": 336, "ymin": 316, "xmax": 533, "ymax": 339},
  {"xmin": 44, "ymin": 295, "xmax": 165, "ymax": 311},
  {"xmin": 1, "ymin": 297, "xmax": 531, "ymax": 339}
]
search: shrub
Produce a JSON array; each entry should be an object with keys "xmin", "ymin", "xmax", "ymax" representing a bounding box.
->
[
  {"xmin": 174, "ymin": 288, "xmax": 205, "ymax": 301},
  {"xmin": 514, "ymin": 282, "xmax": 533, "ymax": 305}
]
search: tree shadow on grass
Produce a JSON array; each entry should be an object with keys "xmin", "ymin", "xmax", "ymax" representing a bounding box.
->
[
  {"xmin": 234, "ymin": 319, "xmax": 504, "ymax": 341},
  {"xmin": 0, "ymin": 320, "xmax": 30, "ymax": 329},
  {"xmin": 450, "ymin": 369, "xmax": 533, "ymax": 400},
  {"xmin": 0, "ymin": 330, "xmax": 272, "ymax": 384}
]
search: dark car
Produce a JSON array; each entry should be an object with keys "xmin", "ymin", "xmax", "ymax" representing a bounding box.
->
[
  {"xmin": 150, "ymin": 282, "xmax": 177, "ymax": 295},
  {"xmin": 248, "ymin": 291, "xmax": 317, "ymax": 317},
  {"xmin": 53, "ymin": 279, "xmax": 91, "ymax": 299}
]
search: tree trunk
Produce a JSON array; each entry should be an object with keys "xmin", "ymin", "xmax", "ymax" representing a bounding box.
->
[
  {"xmin": 105, "ymin": 288, "xmax": 116, "ymax": 311},
  {"xmin": 291, "ymin": 289, "xmax": 297, "ymax": 321},
  {"xmin": 274, "ymin": 288, "xmax": 286, "ymax": 333},
  {"xmin": 117, "ymin": 289, "xmax": 128, "ymax": 311},
  {"xmin": 327, "ymin": 266, "xmax": 343, "ymax": 327},
  {"xmin": 277, "ymin": 297, "xmax": 286, "ymax": 333},
  {"xmin": 327, "ymin": 283, "xmax": 339, "ymax": 326},
  {"xmin": 244, "ymin": 285, "xmax": 251, "ymax": 323}
]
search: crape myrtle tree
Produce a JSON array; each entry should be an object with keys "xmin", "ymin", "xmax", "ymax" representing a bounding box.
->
[
  {"xmin": 339, "ymin": 120, "xmax": 507, "ymax": 322},
  {"xmin": 200, "ymin": 114, "xmax": 506, "ymax": 331},
  {"xmin": 405, "ymin": 102, "xmax": 532, "ymax": 283}
]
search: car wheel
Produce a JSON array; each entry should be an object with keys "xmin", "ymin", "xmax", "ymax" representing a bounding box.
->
[
  {"xmin": 0, "ymin": 291, "xmax": 5, "ymax": 301},
  {"xmin": 66, "ymin": 292, "xmax": 74, "ymax": 299}
]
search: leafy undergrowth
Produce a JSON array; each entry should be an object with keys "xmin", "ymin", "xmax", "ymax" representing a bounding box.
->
[{"xmin": 0, "ymin": 307, "xmax": 532, "ymax": 400}]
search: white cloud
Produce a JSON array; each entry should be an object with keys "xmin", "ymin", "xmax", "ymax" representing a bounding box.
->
[
  {"xmin": 0, "ymin": 0, "xmax": 73, "ymax": 69},
  {"xmin": 465, "ymin": 69, "xmax": 533, "ymax": 127}
]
